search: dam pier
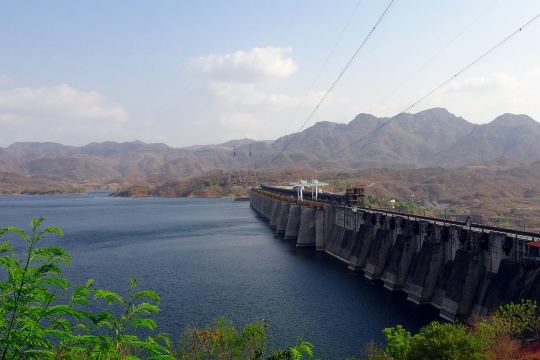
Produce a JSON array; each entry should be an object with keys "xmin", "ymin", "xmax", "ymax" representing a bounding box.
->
[{"xmin": 250, "ymin": 187, "xmax": 540, "ymax": 321}]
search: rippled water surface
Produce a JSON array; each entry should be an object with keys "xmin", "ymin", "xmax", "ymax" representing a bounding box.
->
[{"xmin": 0, "ymin": 193, "xmax": 438, "ymax": 358}]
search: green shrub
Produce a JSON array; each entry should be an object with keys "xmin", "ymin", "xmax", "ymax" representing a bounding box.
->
[
  {"xmin": 179, "ymin": 318, "xmax": 266, "ymax": 359},
  {"xmin": 0, "ymin": 216, "xmax": 71, "ymax": 359},
  {"xmin": 406, "ymin": 322, "xmax": 485, "ymax": 360},
  {"xmin": 492, "ymin": 299, "xmax": 538, "ymax": 338},
  {"xmin": 6, "ymin": 217, "xmax": 538, "ymax": 359},
  {"xmin": 0, "ymin": 217, "xmax": 314, "ymax": 359},
  {"xmin": 381, "ymin": 325, "xmax": 413, "ymax": 360},
  {"xmin": 380, "ymin": 322, "xmax": 488, "ymax": 360},
  {"xmin": 0, "ymin": 217, "xmax": 173, "ymax": 359}
]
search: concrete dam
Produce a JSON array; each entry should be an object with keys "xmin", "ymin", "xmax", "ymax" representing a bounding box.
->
[{"xmin": 250, "ymin": 187, "xmax": 540, "ymax": 321}]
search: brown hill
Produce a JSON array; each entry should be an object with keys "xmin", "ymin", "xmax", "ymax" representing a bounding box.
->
[{"xmin": 1, "ymin": 108, "xmax": 539, "ymax": 189}]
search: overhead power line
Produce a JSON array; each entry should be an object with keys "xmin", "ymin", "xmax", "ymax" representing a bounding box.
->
[
  {"xmin": 271, "ymin": 0, "xmax": 396, "ymax": 164},
  {"xmin": 310, "ymin": 0, "xmax": 364, "ymax": 89},
  {"xmin": 380, "ymin": 0, "xmax": 501, "ymax": 105},
  {"xmin": 332, "ymin": 12, "xmax": 540, "ymax": 157},
  {"xmin": 267, "ymin": 0, "xmax": 363, "ymax": 164}
]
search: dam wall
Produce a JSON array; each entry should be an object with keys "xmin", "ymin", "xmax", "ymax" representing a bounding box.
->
[{"xmin": 249, "ymin": 188, "xmax": 540, "ymax": 321}]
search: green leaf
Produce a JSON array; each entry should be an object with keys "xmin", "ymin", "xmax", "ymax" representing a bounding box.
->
[
  {"xmin": 43, "ymin": 226, "xmax": 63, "ymax": 237},
  {"xmin": 133, "ymin": 289, "xmax": 161, "ymax": 304},
  {"xmin": 34, "ymin": 263, "xmax": 63, "ymax": 277},
  {"xmin": 41, "ymin": 275, "xmax": 70, "ymax": 290},
  {"xmin": 135, "ymin": 302, "xmax": 160, "ymax": 315},
  {"xmin": 130, "ymin": 276, "xmax": 137, "ymax": 290},
  {"xmin": 131, "ymin": 318, "xmax": 157, "ymax": 331},
  {"xmin": 0, "ymin": 240, "xmax": 14, "ymax": 254},
  {"xmin": 0, "ymin": 255, "xmax": 20, "ymax": 271},
  {"xmin": 71, "ymin": 279, "xmax": 94, "ymax": 305},
  {"xmin": 1, "ymin": 226, "xmax": 29, "ymax": 241},
  {"xmin": 94, "ymin": 289, "xmax": 126, "ymax": 306},
  {"xmin": 31, "ymin": 247, "xmax": 71, "ymax": 265},
  {"xmin": 31, "ymin": 216, "xmax": 46, "ymax": 230},
  {"xmin": 21, "ymin": 349, "xmax": 56, "ymax": 359}
]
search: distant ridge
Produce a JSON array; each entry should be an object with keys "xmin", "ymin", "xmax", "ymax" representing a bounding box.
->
[{"xmin": 1, "ymin": 108, "xmax": 540, "ymax": 183}]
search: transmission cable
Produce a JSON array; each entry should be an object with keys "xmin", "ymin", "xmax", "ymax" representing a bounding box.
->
[
  {"xmin": 380, "ymin": 0, "xmax": 500, "ymax": 106},
  {"xmin": 256, "ymin": 0, "xmax": 362, "ymax": 172},
  {"xmin": 279, "ymin": 0, "xmax": 364, "ymax": 140},
  {"xmin": 270, "ymin": 0, "xmax": 396, "ymax": 164},
  {"xmin": 332, "ymin": 12, "xmax": 540, "ymax": 157}
]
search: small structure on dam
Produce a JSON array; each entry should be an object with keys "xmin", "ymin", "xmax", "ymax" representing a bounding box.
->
[
  {"xmin": 250, "ymin": 186, "xmax": 540, "ymax": 322},
  {"xmin": 290, "ymin": 179, "xmax": 329, "ymax": 202}
]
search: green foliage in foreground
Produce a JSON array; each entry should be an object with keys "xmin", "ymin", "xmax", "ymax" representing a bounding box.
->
[
  {"xmin": 366, "ymin": 299, "xmax": 540, "ymax": 360},
  {"xmin": 179, "ymin": 318, "xmax": 313, "ymax": 360},
  {"xmin": 0, "ymin": 217, "xmax": 313, "ymax": 359},
  {"xmin": 2, "ymin": 217, "xmax": 539, "ymax": 360}
]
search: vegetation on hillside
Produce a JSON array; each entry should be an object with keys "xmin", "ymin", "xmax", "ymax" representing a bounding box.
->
[
  {"xmin": 1, "ymin": 218, "xmax": 540, "ymax": 359},
  {"xmin": 321, "ymin": 165, "xmax": 540, "ymax": 231},
  {"xmin": 109, "ymin": 164, "xmax": 540, "ymax": 231}
]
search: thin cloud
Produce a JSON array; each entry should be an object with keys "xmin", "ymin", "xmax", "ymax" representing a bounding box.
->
[
  {"xmin": 418, "ymin": 67, "xmax": 540, "ymax": 123},
  {"xmin": 189, "ymin": 47, "xmax": 298, "ymax": 83},
  {"xmin": 444, "ymin": 72, "xmax": 518, "ymax": 93},
  {"xmin": 0, "ymin": 84, "xmax": 127, "ymax": 123},
  {"xmin": 209, "ymin": 82, "xmax": 311, "ymax": 109},
  {"xmin": 209, "ymin": 81, "xmax": 350, "ymax": 140},
  {"xmin": 0, "ymin": 84, "xmax": 131, "ymax": 146}
]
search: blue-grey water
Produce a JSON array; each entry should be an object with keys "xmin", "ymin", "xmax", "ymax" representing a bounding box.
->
[{"xmin": 0, "ymin": 192, "xmax": 437, "ymax": 358}]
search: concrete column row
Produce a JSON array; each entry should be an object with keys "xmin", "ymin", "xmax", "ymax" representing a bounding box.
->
[
  {"xmin": 249, "ymin": 190, "xmax": 322, "ymax": 247},
  {"xmin": 249, "ymin": 189, "xmax": 538, "ymax": 322}
]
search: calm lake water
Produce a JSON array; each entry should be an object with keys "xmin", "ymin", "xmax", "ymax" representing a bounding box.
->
[{"xmin": 0, "ymin": 192, "xmax": 438, "ymax": 358}]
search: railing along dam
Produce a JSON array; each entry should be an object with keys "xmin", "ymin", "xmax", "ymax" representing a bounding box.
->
[{"xmin": 250, "ymin": 186, "xmax": 540, "ymax": 322}]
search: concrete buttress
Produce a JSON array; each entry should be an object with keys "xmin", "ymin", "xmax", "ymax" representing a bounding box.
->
[
  {"xmin": 381, "ymin": 218, "xmax": 418, "ymax": 291},
  {"xmin": 276, "ymin": 201, "xmax": 290, "ymax": 235},
  {"xmin": 249, "ymin": 189, "xmax": 540, "ymax": 321},
  {"xmin": 315, "ymin": 208, "xmax": 325, "ymax": 250},
  {"xmin": 297, "ymin": 207, "xmax": 316, "ymax": 247},
  {"xmin": 269, "ymin": 199, "xmax": 281, "ymax": 231},
  {"xmin": 364, "ymin": 216, "xmax": 396, "ymax": 280},
  {"xmin": 284, "ymin": 204, "xmax": 301, "ymax": 240}
]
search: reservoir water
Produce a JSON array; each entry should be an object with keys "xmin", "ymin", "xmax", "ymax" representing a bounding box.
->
[{"xmin": 0, "ymin": 192, "xmax": 438, "ymax": 358}]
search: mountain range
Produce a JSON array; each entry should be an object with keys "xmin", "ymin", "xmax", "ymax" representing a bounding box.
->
[{"xmin": 1, "ymin": 108, "xmax": 540, "ymax": 191}]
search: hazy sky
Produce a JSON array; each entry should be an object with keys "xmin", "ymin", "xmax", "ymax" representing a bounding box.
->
[{"xmin": 1, "ymin": 1, "xmax": 539, "ymax": 147}]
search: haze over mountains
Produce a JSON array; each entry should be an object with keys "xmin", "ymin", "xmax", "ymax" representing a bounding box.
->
[{"xmin": 1, "ymin": 108, "xmax": 540, "ymax": 188}]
